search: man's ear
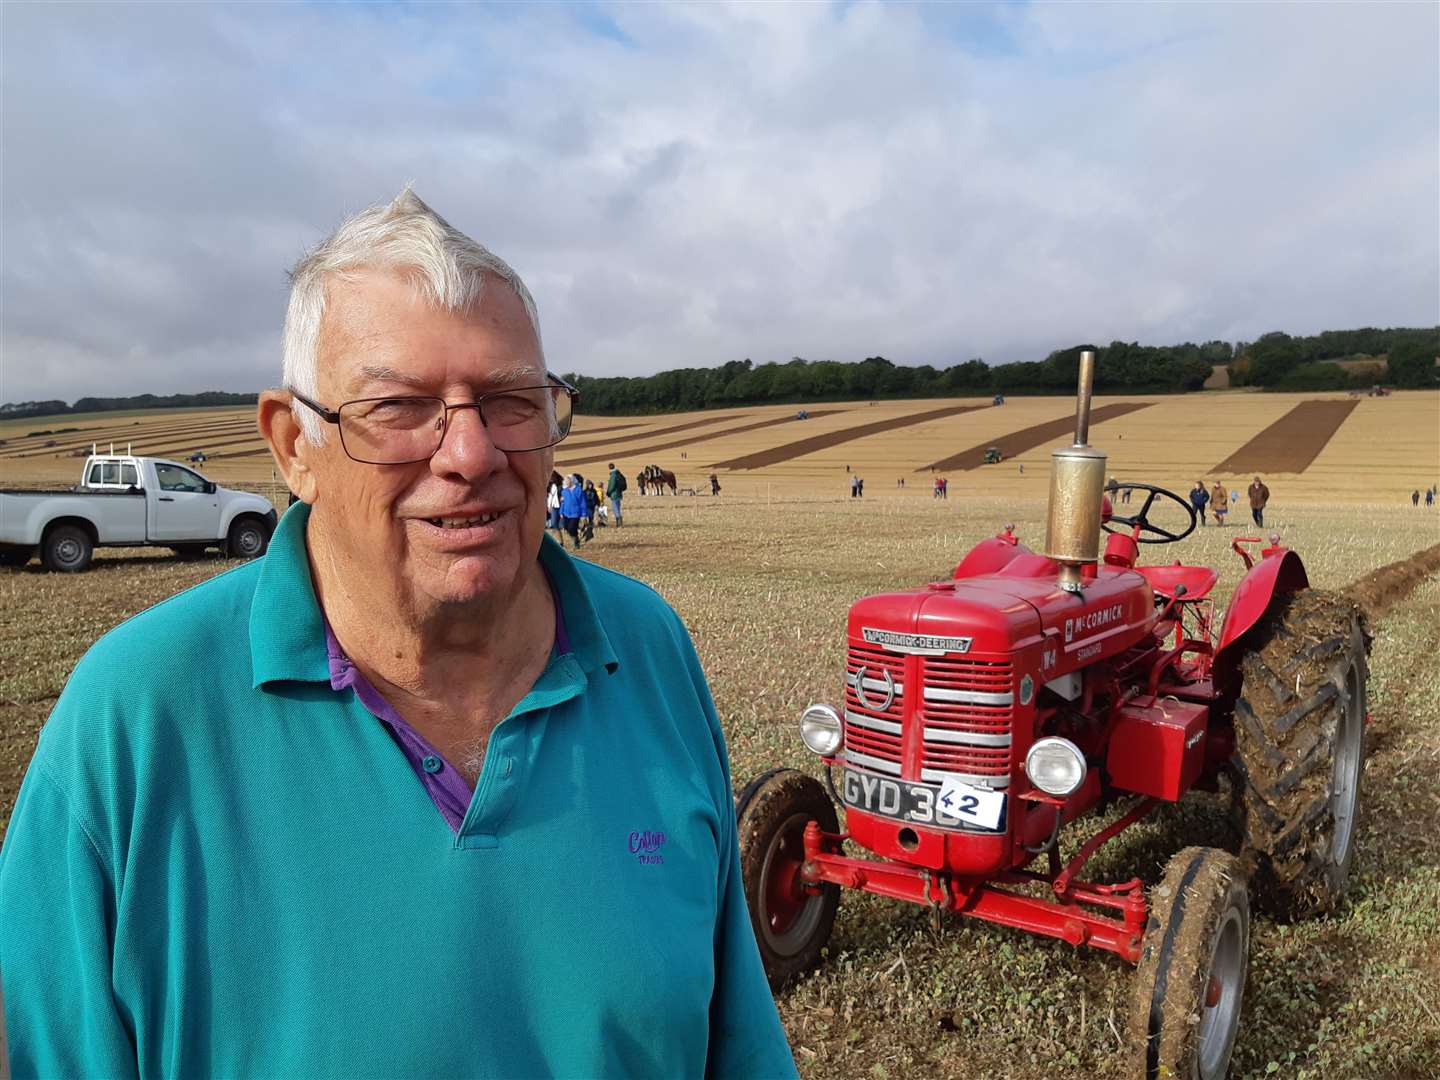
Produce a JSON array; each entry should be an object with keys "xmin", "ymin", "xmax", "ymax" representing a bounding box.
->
[{"xmin": 258, "ymin": 390, "xmax": 319, "ymax": 504}]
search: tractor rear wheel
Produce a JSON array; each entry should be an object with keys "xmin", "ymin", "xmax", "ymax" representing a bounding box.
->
[
  {"xmin": 1130, "ymin": 846, "xmax": 1249, "ymax": 1080},
  {"xmin": 1232, "ymin": 589, "xmax": 1368, "ymax": 919},
  {"xmin": 737, "ymin": 768, "xmax": 840, "ymax": 990}
]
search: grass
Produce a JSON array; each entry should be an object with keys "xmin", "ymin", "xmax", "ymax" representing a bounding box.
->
[{"xmin": 1, "ymin": 492, "xmax": 1438, "ymax": 1076}]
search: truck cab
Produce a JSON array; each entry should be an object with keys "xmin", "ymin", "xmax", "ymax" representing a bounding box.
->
[{"xmin": 0, "ymin": 454, "xmax": 276, "ymax": 571}]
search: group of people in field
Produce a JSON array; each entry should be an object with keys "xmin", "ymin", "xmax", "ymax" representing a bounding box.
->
[
  {"xmin": 546, "ymin": 464, "xmax": 628, "ymax": 549},
  {"xmin": 1410, "ymin": 486, "xmax": 1436, "ymax": 508},
  {"xmin": 1185, "ymin": 476, "xmax": 1270, "ymax": 527},
  {"xmin": 1106, "ymin": 475, "xmax": 1272, "ymax": 528}
]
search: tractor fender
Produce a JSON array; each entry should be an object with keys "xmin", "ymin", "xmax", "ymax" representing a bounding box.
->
[{"xmin": 1214, "ymin": 548, "xmax": 1310, "ymax": 664}]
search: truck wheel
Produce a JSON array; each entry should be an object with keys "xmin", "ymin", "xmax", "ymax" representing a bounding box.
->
[
  {"xmin": 1129, "ymin": 846, "xmax": 1249, "ymax": 1080},
  {"xmin": 227, "ymin": 516, "xmax": 269, "ymax": 559},
  {"xmin": 41, "ymin": 525, "xmax": 93, "ymax": 573},
  {"xmin": 1232, "ymin": 589, "xmax": 1368, "ymax": 919},
  {"xmin": 0, "ymin": 546, "xmax": 34, "ymax": 568},
  {"xmin": 737, "ymin": 768, "xmax": 840, "ymax": 990}
]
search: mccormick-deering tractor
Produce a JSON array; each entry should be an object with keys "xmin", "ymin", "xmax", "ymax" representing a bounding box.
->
[{"xmin": 737, "ymin": 353, "xmax": 1368, "ymax": 1079}]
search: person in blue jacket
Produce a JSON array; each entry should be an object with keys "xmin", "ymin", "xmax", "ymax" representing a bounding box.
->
[
  {"xmin": 0, "ymin": 187, "xmax": 797, "ymax": 1080},
  {"xmin": 560, "ymin": 472, "xmax": 587, "ymax": 549}
]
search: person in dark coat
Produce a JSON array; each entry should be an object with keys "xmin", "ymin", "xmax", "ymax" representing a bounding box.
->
[
  {"xmin": 1248, "ymin": 476, "xmax": 1270, "ymax": 527},
  {"xmin": 1189, "ymin": 481, "xmax": 1210, "ymax": 526}
]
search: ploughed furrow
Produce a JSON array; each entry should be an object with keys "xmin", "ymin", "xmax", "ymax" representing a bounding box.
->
[
  {"xmin": 560, "ymin": 413, "xmax": 748, "ymax": 454},
  {"xmin": 567, "ymin": 421, "xmax": 645, "ymax": 437},
  {"xmin": 711, "ymin": 405, "xmax": 988, "ymax": 470},
  {"xmin": 1211, "ymin": 400, "xmax": 1359, "ymax": 475},
  {"xmin": 1346, "ymin": 541, "xmax": 1440, "ymax": 621},
  {"xmin": 555, "ymin": 410, "xmax": 845, "ymax": 470},
  {"xmin": 918, "ymin": 402, "xmax": 1153, "ymax": 472},
  {"xmin": 0, "ymin": 418, "xmax": 260, "ymax": 458}
]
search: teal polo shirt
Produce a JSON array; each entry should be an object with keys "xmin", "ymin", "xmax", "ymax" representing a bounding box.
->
[{"xmin": 0, "ymin": 505, "xmax": 797, "ymax": 1079}]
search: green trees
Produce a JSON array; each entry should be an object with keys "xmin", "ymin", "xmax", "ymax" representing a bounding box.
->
[{"xmin": 1386, "ymin": 334, "xmax": 1440, "ymax": 388}]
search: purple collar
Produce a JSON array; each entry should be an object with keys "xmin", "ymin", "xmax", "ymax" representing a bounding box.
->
[{"xmin": 322, "ymin": 568, "xmax": 571, "ymax": 833}]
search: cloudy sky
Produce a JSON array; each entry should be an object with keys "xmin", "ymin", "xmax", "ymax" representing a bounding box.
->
[{"xmin": 2, "ymin": 1, "xmax": 1436, "ymax": 404}]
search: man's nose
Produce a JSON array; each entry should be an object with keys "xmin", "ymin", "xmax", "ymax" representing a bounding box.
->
[{"xmin": 430, "ymin": 404, "xmax": 507, "ymax": 479}]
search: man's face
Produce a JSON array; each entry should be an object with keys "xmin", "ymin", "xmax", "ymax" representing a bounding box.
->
[{"xmin": 304, "ymin": 269, "xmax": 554, "ymax": 612}]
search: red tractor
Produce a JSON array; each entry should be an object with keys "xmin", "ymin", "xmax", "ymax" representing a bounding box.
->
[{"xmin": 737, "ymin": 353, "xmax": 1368, "ymax": 1079}]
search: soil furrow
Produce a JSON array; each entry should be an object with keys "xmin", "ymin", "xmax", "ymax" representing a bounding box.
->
[
  {"xmin": 1211, "ymin": 400, "xmax": 1359, "ymax": 475},
  {"xmin": 712, "ymin": 405, "xmax": 987, "ymax": 470},
  {"xmin": 556, "ymin": 410, "xmax": 845, "ymax": 471},
  {"xmin": 917, "ymin": 402, "xmax": 1153, "ymax": 472}
]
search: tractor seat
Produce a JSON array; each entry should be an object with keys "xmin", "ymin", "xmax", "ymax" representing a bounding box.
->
[{"xmin": 1138, "ymin": 564, "xmax": 1219, "ymax": 602}]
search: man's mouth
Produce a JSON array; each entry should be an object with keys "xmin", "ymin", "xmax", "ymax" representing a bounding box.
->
[{"xmin": 426, "ymin": 511, "xmax": 504, "ymax": 530}]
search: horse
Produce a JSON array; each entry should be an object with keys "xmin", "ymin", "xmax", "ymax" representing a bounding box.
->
[{"xmin": 640, "ymin": 464, "xmax": 677, "ymax": 495}]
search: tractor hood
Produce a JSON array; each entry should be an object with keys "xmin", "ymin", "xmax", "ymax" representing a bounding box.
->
[
  {"xmin": 849, "ymin": 563, "xmax": 1155, "ymax": 670},
  {"xmin": 847, "ymin": 581, "xmax": 1045, "ymax": 658}
]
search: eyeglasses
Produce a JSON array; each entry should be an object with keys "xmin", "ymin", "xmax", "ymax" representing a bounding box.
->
[{"xmin": 289, "ymin": 374, "xmax": 579, "ymax": 465}]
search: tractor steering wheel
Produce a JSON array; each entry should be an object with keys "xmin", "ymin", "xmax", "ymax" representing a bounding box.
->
[{"xmin": 1102, "ymin": 482, "xmax": 1198, "ymax": 545}]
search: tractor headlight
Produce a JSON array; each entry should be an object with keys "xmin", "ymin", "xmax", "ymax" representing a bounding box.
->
[
  {"xmin": 799, "ymin": 704, "xmax": 843, "ymax": 756},
  {"xmin": 1025, "ymin": 737, "xmax": 1087, "ymax": 796}
]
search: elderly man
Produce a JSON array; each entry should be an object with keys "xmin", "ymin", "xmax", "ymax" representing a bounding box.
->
[{"xmin": 0, "ymin": 190, "xmax": 797, "ymax": 1079}]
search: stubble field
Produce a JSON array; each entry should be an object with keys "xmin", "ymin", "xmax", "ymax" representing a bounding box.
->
[{"xmin": 2, "ymin": 482, "xmax": 1438, "ymax": 1077}]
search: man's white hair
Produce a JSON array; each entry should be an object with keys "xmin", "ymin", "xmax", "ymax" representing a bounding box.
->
[{"xmin": 282, "ymin": 186, "xmax": 543, "ymax": 444}]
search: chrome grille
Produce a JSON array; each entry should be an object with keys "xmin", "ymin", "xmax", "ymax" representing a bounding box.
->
[
  {"xmin": 842, "ymin": 643, "xmax": 1015, "ymax": 785},
  {"xmin": 842, "ymin": 643, "xmax": 905, "ymax": 771},
  {"xmin": 920, "ymin": 656, "xmax": 1013, "ymax": 781}
]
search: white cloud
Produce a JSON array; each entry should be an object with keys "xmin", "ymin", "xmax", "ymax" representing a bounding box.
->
[{"xmin": 2, "ymin": 0, "xmax": 1435, "ymax": 403}]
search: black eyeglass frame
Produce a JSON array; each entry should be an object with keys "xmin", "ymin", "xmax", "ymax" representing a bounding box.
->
[{"xmin": 288, "ymin": 373, "xmax": 580, "ymax": 465}]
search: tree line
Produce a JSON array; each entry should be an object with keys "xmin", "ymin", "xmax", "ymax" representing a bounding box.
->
[
  {"xmin": 0, "ymin": 391, "xmax": 260, "ymax": 422},
  {"xmin": 1228, "ymin": 327, "xmax": 1438, "ymax": 390},
  {"xmin": 564, "ymin": 341, "xmax": 1232, "ymax": 415}
]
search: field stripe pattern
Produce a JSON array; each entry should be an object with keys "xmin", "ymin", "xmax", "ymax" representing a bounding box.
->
[
  {"xmin": 710, "ymin": 405, "xmax": 988, "ymax": 470},
  {"xmin": 559, "ymin": 412, "xmax": 749, "ymax": 454},
  {"xmin": 917, "ymin": 402, "xmax": 1154, "ymax": 471},
  {"xmin": 556, "ymin": 410, "xmax": 845, "ymax": 470},
  {"xmin": 1210, "ymin": 400, "xmax": 1360, "ymax": 474}
]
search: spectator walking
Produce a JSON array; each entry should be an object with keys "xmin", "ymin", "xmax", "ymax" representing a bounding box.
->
[
  {"xmin": 546, "ymin": 471, "xmax": 563, "ymax": 534},
  {"xmin": 1211, "ymin": 480, "xmax": 1229, "ymax": 526},
  {"xmin": 605, "ymin": 462, "xmax": 625, "ymax": 527},
  {"xmin": 850, "ymin": 475, "xmax": 859, "ymax": 498},
  {"xmin": 1412, "ymin": 490, "xmax": 1421, "ymax": 507},
  {"xmin": 560, "ymin": 474, "xmax": 587, "ymax": 549},
  {"xmin": 709, "ymin": 473, "xmax": 721, "ymax": 496},
  {"xmin": 1248, "ymin": 476, "xmax": 1270, "ymax": 528},
  {"xmin": 857, "ymin": 477, "xmax": 864, "ymax": 497},
  {"xmin": 583, "ymin": 479, "xmax": 600, "ymax": 530},
  {"xmin": 1427, "ymin": 487, "xmax": 1435, "ymax": 508},
  {"xmin": 1189, "ymin": 481, "xmax": 1210, "ymax": 526}
]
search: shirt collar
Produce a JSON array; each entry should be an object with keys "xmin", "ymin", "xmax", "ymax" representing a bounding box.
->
[{"xmin": 249, "ymin": 503, "xmax": 616, "ymax": 689}]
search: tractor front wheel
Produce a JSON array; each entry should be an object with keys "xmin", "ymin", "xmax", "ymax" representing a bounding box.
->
[
  {"xmin": 1232, "ymin": 588, "xmax": 1368, "ymax": 919},
  {"xmin": 1130, "ymin": 846, "xmax": 1249, "ymax": 1080},
  {"xmin": 736, "ymin": 768, "xmax": 840, "ymax": 990}
]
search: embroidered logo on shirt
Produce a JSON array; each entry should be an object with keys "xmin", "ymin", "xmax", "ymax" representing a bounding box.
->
[{"xmin": 628, "ymin": 830, "xmax": 666, "ymax": 865}]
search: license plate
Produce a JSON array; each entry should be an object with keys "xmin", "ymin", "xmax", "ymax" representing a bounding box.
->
[{"xmin": 841, "ymin": 769, "xmax": 1006, "ymax": 833}]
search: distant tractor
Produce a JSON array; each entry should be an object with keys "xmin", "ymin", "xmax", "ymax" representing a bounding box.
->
[
  {"xmin": 983, "ymin": 446, "xmax": 1003, "ymax": 464},
  {"xmin": 737, "ymin": 352, "xmax": 1369, "ymax": 1078},
  {"xmin": 1368, "ymin": 385, "xmax": 1393, "ymax": 397}
]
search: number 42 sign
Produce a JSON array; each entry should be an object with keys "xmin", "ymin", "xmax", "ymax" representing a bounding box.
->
[{"xmin": 936, "ymin": 776, "xmax": 1005, "ymax": 830}]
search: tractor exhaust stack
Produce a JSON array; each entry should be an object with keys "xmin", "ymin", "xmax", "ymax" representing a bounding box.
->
[{"xmin": 1045, "ymin": 350, "xmax": 1107, "ymax": 593}]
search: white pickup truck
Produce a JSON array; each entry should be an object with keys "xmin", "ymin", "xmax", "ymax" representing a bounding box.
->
[{"xmin": 0, "ymin": 454, "xmax": 278, "ymax": 572}]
